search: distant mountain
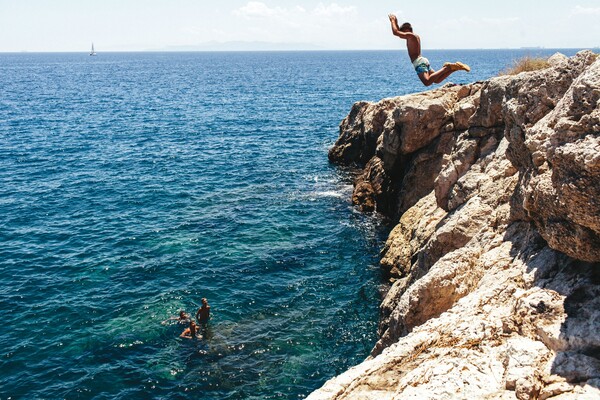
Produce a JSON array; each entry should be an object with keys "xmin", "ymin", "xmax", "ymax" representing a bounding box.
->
[{"xmin": 155, "ymin": 41, "xmax": 322, "ymax": 52}]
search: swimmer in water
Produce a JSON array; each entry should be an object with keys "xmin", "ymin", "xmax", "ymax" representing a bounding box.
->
[
  {"xmin": 180, "ymin": 320, "xmax": 201, "ymax": 339},
  {"xmin": 195, "ymin": 298, "xmax": 211, "ymax": 324},
  {"xmin": 162, "ymin": 310, "xmax": 190, "ymax": 325}
]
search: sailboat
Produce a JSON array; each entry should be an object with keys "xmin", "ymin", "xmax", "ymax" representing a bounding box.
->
[{"xmin": 90, "ymin": 43, "xmax": 97, "ymax": 56}]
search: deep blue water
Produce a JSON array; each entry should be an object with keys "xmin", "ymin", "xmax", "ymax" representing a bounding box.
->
[{"xmin": 0, "ymin": 49, "xmax": 586, "ymax": 399}]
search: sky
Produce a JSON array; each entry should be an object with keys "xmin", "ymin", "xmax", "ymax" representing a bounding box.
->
[{"xmin": 1, "ymin": 0, "xmax": 599, "ymax": 52}]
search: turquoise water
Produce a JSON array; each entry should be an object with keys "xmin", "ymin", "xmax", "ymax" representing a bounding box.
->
[{"xmin": 0, "ymin": 49, "xmax": 584, "ymax": 399}]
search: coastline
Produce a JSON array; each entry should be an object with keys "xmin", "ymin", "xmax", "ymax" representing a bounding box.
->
[{"xmin": 309, "ymin": 51, "xmax": 600, "ymax": 399}]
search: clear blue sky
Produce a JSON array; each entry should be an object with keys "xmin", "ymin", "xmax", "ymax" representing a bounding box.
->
[{"xmin": 1, "ymin": 0, "xmax": 599, "ymax": 52}]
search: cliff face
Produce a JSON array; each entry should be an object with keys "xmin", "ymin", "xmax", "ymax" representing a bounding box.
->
[{"xmin": 309, "ymin": 51, "xmax": 600, "ymax": 400}]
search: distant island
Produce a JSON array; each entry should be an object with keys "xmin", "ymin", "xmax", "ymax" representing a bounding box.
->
[{"xmin": 154, "ymin": 41, "xmax": 322, "ymax": 52}]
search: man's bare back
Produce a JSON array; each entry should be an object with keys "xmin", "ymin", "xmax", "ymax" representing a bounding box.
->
[{"xmin": 388, "ymin": 14, "xmax": 470, "ymax": 86}]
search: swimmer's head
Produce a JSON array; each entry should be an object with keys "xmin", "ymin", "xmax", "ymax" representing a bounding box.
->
[
  {"xmin": 201, "ymin": 298, "xmax": 208, "ymax": 305},
  {"xmin": 400, "ymin": 22, "xmax": 412, "ymax": 32}
]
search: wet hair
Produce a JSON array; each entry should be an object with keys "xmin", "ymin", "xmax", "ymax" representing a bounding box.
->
[{"xmin": 400, "ymin": 22, "xmax": 413, "ymax": 32}]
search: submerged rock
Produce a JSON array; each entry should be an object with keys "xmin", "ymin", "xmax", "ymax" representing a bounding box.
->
[{"xmin": 309, "ymin": 51, "xmax": 600, "ymax": 400}]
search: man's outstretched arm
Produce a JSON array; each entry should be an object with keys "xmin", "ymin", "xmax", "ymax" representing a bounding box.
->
[{"xmin": 388, "ymin": 14, "xmax": 410, "ymax": 39}]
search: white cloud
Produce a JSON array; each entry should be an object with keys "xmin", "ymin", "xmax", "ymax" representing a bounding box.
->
[
  {"xmin": 570, "ymin": 5, "xmax": 600, "ymax": 16},
  {"xmin": 313, "ymin": 3, "xmax": 358, "ymax": 18},
  {"xmin": 233, "ymin": 2, "xmax": 356, "ymax": 20},
  {"xmin": 229, "ymin": 1, "xmax": 364, "ymax": 46},
  {"xmin": 234, "ymin": 2, "xmax": 281, "ymax": 18}
]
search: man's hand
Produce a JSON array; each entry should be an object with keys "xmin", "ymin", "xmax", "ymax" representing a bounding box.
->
[{"xmin": 389, "ymin": 13, "xmax": 400, "ymax": 32}]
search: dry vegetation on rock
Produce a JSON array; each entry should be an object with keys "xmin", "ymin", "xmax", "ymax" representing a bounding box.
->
[{"xmin": 500, "ymin": 55, "xmax": 550, "ymax": 75}]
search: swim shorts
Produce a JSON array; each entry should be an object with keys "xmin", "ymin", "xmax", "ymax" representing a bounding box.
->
[{"xmin": 412, "ymin": 56, "xmax": 432, "ymax": 75}]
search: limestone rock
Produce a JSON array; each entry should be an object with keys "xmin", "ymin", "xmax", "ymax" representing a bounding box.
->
[
  {"xmin": 328, "ymin": 101, "xmax": 383, "ymax": 165},
  {"xmin": 517, "ymin": 54, "xmax": 600, "ymax": 262},
  {"xmin": 311, "ymin": 52, "xmax": 600, "ymax": 399}
]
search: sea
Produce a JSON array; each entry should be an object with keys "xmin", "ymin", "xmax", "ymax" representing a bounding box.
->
[{"xmin": 0, "ymin": 48, "xmax": 587, "ymax": 399}]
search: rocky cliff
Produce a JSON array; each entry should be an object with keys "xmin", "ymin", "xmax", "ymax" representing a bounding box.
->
[{"xmin": 308, "ymin": 51, "xmax": 600, "ymax": 400}]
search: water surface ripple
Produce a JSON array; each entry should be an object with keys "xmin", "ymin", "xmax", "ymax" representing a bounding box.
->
[{"xmin": 0, "ymin": 49, "xmax": 582, "ymax": 399}]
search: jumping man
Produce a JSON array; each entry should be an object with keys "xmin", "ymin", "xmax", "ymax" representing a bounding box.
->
[{"xmin": 388, "ymin": 14, "xmax": 470, "ymax": 86}]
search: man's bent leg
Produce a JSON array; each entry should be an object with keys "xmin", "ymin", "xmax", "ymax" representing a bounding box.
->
[
  {"xmin": 428, "ymin": 66, "xmax": 454, "ymax": 84},
  {"xmin": 418, "ymin": 63, "xmax": 466, "ymax": 86},
  {"xmin": 418, "ymin": 71, "xmax": 435, "ymax": 86}
]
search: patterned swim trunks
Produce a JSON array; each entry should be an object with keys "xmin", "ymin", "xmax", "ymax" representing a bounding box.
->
[{"xmin": 412, "ymin": 56, "xmax": 432, "ymax": 75}]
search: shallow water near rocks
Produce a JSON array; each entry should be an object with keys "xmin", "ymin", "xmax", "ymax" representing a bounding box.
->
[{"xmin": 0, "ymin": 49, "xmax": 584, "ymax": 399}]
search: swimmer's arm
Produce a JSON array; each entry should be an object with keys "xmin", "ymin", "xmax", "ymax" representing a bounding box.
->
[{"xmin": 180, "ymin": 329, "xmax": 191, "ymax": 338}]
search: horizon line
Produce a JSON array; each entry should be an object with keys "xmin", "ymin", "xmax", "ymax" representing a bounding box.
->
[{"xmin": 1, "ymin": 46, "xmax": 598, "ymax": 54}]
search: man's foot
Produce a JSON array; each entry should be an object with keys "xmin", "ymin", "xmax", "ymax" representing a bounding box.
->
[
  {"xmin": 455, "ymin": 62, "xmax": 470, "ymax": 72},
  {"xmin": 444, "ymin": 62, "xmax": 470, "ymax": 72},
  {"xmin": 446, "ymin": 62, "xmax": 470, "ymax": 72}
]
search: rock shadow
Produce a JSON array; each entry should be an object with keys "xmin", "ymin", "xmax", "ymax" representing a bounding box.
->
[{"xmin": 505, "ymin": 222, "xmax": 600, "ymax": 390}]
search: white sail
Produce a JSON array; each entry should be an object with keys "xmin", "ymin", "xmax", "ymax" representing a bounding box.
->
[{"xmin": 90, "ymin": 43, "xmax": 96, "ymax": 56}]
